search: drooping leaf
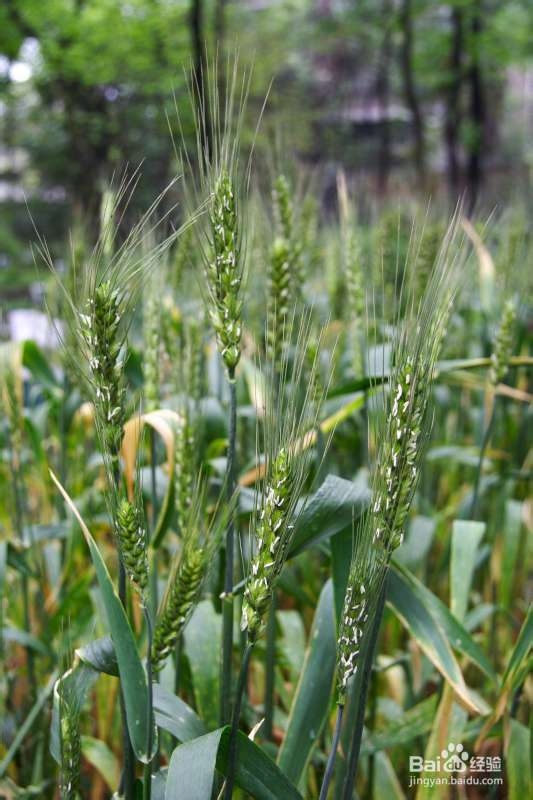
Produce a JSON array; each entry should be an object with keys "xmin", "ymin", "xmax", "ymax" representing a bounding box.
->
[
  {"xmin": 121, "ymin": 409, "xmax": 182, "ymax": 548},
  {"xmin": 165, "ymin": 727, "xmax": 302, "ymax": 800},
  {"xmin": 50, "ymin": 471, "xmax": 155, "ymax": 763},
  {"xmin": 476, "ymin": 608, "xmax": 533, "ymax": 747},
  {"xmin": 289, "ymin": 474, "xmax": 370, "ymax": 556},
  {"xmin": 450, "ymin": 520, "xmax": 485, "ymax": 622},
  {"xmin": 1, "ymin": 627, "xmax": 51, "ymax": 657},
  {"xmin": 217, "ymin": 731, "xmax": 303, "ymax": 800},
  {"xmin": 76, "ymin": 636, "xmax": 118, "ymax": 676},
  {"xmin": 165, "ymin": 729, "xmax": 222, "ymax": 799},
  {"xmin": 153, "ymin": 684, "xmax": 207, "ymax": 742},
  {"xmin": 81, "ymin": 736, "xmax": 120, "ymax": 790},
  {"xmin": 388, "ymin": 562, "xmax": 491, "ymax": 712},
  {"xmin": 362, "ymin": 696, "xmax": 438, "ymax": 755}
]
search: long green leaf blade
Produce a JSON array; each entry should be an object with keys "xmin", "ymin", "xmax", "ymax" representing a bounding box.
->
[
  {"xmin": 50, "ymin": 471, "xmax": 154, "ymax": 763},
  {"xmin": 277, "ymin": 579, "xmax": 336, "ymax": 785}
]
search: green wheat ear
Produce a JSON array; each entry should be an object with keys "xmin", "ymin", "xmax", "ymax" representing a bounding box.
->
[
  {"xmin": 241, "ymin": 315, "xmax": 329, "ymax": 643},
  {"xmin": 272, "ymin": 173, "xmax": 305, "ymax": 300},
  {"xmin": 267, "ymin": 236, "xmax": 291, "ymax": 368},
  {"xmin": 78, "ymin": 279, "xmax": 127, "ymax": 468},
  {"xmin": 143, "ymin": 277, "xmax": 161, "ymax": 413},
  {"xmin": 57, "ymin": 672, "xmax": 82, "ymax": 800},
  {"xmin": 207, "ymin": 168, "xmax": 243, "ymax": 372},
  {"xmin": 336, "ymin": 529, "xmax": 387, "ymax": 701},
  {"xmin": 180, "ymin": 57, "xmax": 253, "ymax": 379},
  {"xmin": 174, "ymin": 406, "xmax": 199, "ymax": 537},
  {"xmin": 336, "ymin": 217, "xmax": 467, "ymax": 698},
  {"xmin": 151, "ymin": 482, "xmax": 225, "ymax": 672},
  {"xmin": 116, "ymin": 497, "xmax": 149, "ymax": 598},
  {"xmin": 242, "ymin": 446, "xmax": 294, "ymax": 642},
  {"xmin": 273, "ymin": 174, "xmax": 294, "ymax": 243},
  {"xmin": 151, "ymin": 542, "xmax": 206, "ymax": 672},
  {"xmin": 490, "ymin": 298, "xmax": 516, "ymax": 386}
]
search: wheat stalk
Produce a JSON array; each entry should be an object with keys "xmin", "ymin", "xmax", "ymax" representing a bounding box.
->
[{"xmin": 321, "ymin": 217, "xmax": 467, "ymax": 800}]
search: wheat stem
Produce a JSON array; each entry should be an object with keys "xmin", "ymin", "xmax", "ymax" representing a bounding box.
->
[
  {"xmin": 318, "ymin": 703, "xmax": 345, "ymax": 800},
  {"xmin": 143, "ymin": 605, "xmax": 154, "ymax": 800},
  {"xmin": 341, "ymin": 575, "xmax": 388, "ymax": 800},
  {"xmin": 118, "ymin": 561, "xmax": 136, "ymax": 799},
  {"xmin": 223, "ymin": 641, "xmax": 254, "ymax": 800},
  {"xmin": 221, "ymin": 369, "xmax": 238, "ymax": 726},
  {"xmin": 263, "ymin": 594, "xmax": 277, "ymax": 740}
]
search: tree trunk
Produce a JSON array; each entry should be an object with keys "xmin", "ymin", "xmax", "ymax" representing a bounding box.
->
[
  {"xmin": 190, "ymin": 0, "xmax": 212, "ymax": 159},
  {"xmin": 377, "ymin": 0, "xmax": 393, "ymax": 196},
  {"xmin": 444, "ymin": 6, "xmax": 463, "ymax": 204},
  {"xmin": 399, "ymin": 0, "xmax": 426, "ymax": 189},
  {"xmin": 466, "ymin": 0, "xmax": 485, "ymax": 212}
]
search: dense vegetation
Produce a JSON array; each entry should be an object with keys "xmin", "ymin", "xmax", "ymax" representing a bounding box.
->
[
  {"xmin": 1, "ymin": 2, "xmax": 532, "ymax": 798},
  {"xmin": 0, "ymin": 65, "xmax": 531, "ymax": 798}
]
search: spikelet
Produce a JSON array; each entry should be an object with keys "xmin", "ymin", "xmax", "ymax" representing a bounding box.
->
[
  {"xmin": 151, "ymin": 543, "xmax": 206, "ymax": 672},
  {"xmin": 42, "ymin": 173, "xmax": 185, "ymax": 474},
  {"xmin": 58, "ymin": 675, "xmax": 81, "ymax": 800},
  {"xmin": 185, "ymin": 318, "xmax": 205, "ymax": 404},
  {"xmin": 116, "ymin": 497, "xmax": 149, "ymax": 597},
  {"xmin": 174, "ymin": 411, "xmax": 196, "ymax": 536},
  {"xmin": 242, "ymin": 447, "xmax": 294, "ymax": 642},
  {"xmin": 371, "ymin": 224, "xmax": 460, "ymax": 553},
  {"xmin": 143, "ymin": 283, "xmax": 161, "ymax": 413},
  {"xmin": 180, "ymin": 58, "xmax": 253, "ymax": 378},
  {"xmin": 241, "ymin": 316, "xmax": 328, "ymax": 642},
  {"xmin": 273, "ymin": 174, "xmax": 294, "ymax": 244},
  {"xmin": 151, "ymin": 486, "xmax": 222, "ymax": 672},
  {"xmin": 267, "ymin": 237, "xmax": 292, "ymax": 368},
  {"xmin": 207, "ymin": 169, "xmax": 243, "ymax": 373},
  {"xmin": 272, "ymin": 173, "xmax": 304, "ymax": 300},
  {"xmin": 490, "ymin": 298, "xmax": 516, "ymax": 386},
  {"xmin": 337, "ymin": 174, "xmax": 365, "ymax": 375},
  {"xmin": 371, "ymin": 354, "xmax": 426, "ymax": 551},
  {"xmin": 336, "ymin": 219, "xmax": 464, "ymax": 697},
  {"xmin": 345, "ymin": 229, "xmax": 365, "ymax": 377},
  {"xmin": 336, "ymin": 532, "xmax": 386, "ymax": 702},
  {"xmin": 78, "ymin": 280, "xmax": 126, "ymax": 465}
]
